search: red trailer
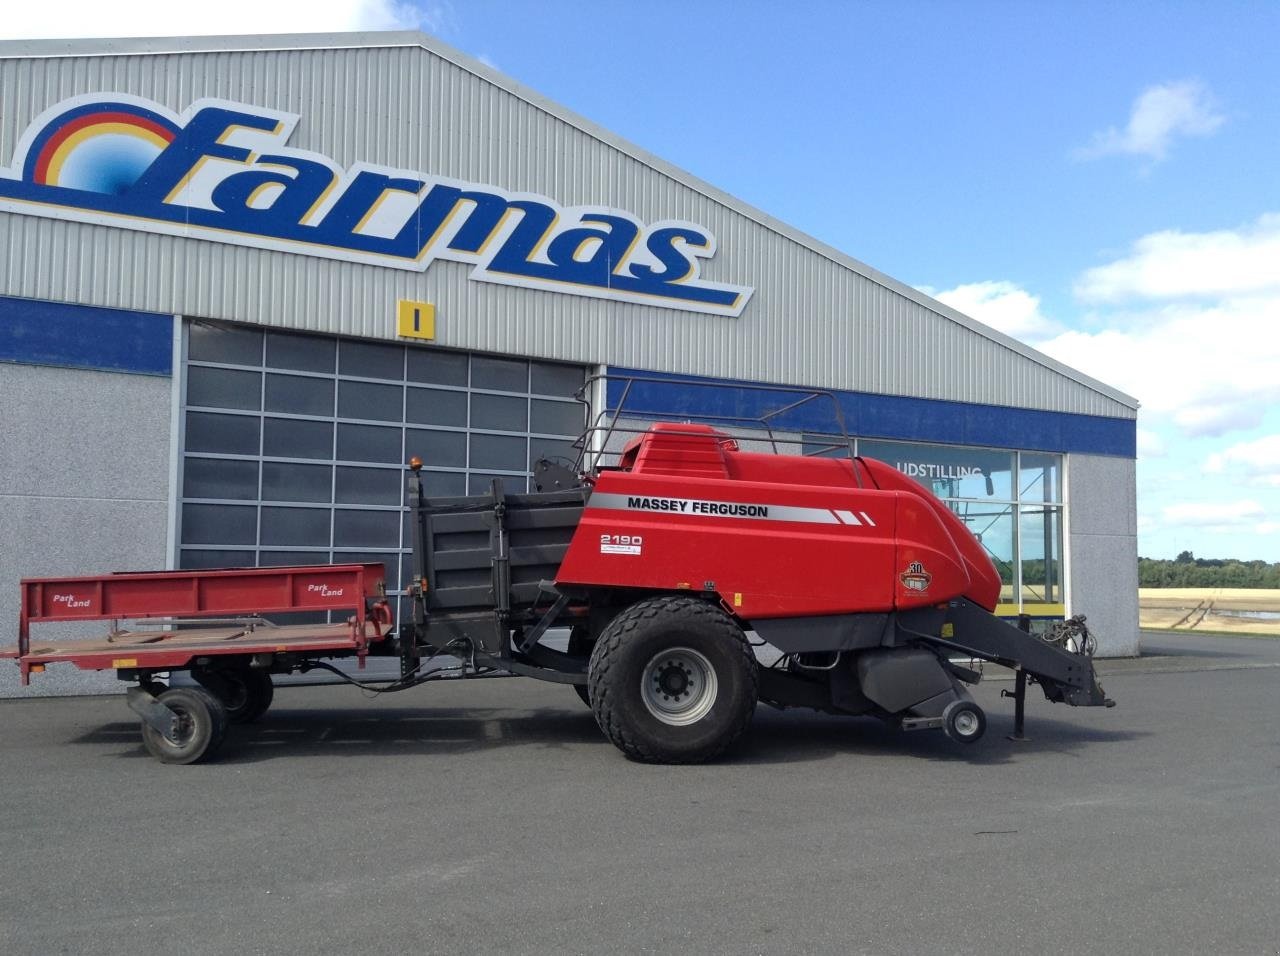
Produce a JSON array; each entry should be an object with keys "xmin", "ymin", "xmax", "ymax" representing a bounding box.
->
[{"xmin": 4, "ymin": 564, "xmax": 392, "ymax": 762}]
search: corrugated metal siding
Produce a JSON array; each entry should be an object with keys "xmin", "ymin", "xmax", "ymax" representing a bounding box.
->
[{"xmin": 0, "ymin": 43, "xmax": 1135, "ymax": 420}]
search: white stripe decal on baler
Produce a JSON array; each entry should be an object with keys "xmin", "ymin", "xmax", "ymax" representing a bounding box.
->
[{"xmin": 588, "ymin": 492, "xmax": 876, "ymax": 526}]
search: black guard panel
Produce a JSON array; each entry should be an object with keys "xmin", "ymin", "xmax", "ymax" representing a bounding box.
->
[{"xmin": 856, "ymin": 647, "xmax": 955, "ymax": 714}]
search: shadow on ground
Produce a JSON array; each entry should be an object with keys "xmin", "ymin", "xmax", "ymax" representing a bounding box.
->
[{"xmin": 73, "ymin": 698, "xmax": 1145, "ymax": 768}]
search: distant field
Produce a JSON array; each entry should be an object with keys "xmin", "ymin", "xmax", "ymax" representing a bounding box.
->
[{"xmin": 1139, "ymin": 588, "xmax": 1280, "ymax": 635}]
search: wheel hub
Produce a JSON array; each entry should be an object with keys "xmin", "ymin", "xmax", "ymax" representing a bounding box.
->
[{"xmin": 640, "ymin": 647, "xmax": 718, "ymax": 726}]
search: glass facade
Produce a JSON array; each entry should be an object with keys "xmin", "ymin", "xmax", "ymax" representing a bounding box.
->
[
  {"xmin": 807, "ymin": 435, "xmax": 1066, "ymax": 614},
  {"xmin": 179, "ymin": 321, "xmax": 586, "ymax": 619}
]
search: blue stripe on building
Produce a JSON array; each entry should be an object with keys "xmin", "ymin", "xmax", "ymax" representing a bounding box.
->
[
  {"xmin": 0, "ymin": 295, "xmax": 172, "ymax": 376},
  {"xmin": 606, "ymin": 366, "xmax": 1136, "ymax": 458}
]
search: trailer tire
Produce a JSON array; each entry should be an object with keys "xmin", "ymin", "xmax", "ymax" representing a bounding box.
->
[
  {"xmin": 193, "ymin": 667, "xmax": 274, "ymax": 723},
  {"xmin": 588, "ymin": 596, "xmax": 757, "ymax": 763},
  {"xmin": 140, "ymin": 687, "xmax": 229, "ymax": 765},
  {"xmin": 942, "ymin": 699, "xmax": 986, "ymax": 744}
]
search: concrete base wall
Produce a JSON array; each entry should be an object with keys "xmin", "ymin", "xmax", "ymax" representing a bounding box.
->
[
  {"xmin": 1066, "ymin": 453, "xmax": 1140, "ymax": 657},
  {"xmin": 0, "ymin": 363, "xmax": 172, "ymax": 697}
]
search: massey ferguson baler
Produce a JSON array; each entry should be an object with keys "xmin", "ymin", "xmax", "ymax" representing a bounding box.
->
[
  {"xmin": 6, "ymin": 381, "xmax": 1112, "ymax": 764},
  {"xmin": 410, "ymin": 419, "xmax": 1112, "ymax": 764}
]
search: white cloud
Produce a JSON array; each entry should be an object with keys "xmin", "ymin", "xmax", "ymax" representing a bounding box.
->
[
  {"xmin": 0, "ymin": 1, "xmax": 451, "ymax": 39},
  {"xmin": 1204, "ymin": 435, "xmax": 1280, "ymax": 487},
  {"xmin": 1025, "ymin": 212, "xmax": 1280, "ymax": 440},
  {"xmin": 1136, "ymin": 428, "xmax": 1167, "ymax": 459},
  {"xmin": 925, "ymin": 280, "xmax": 1059, "ymax": 341},
  {"xmin": 1076, "ymin": 213, "xmax": 1280, "ymax": 303},
  {"xmin": 1040, "ymin": 292, "xmax": 1280, "ymax": 437},
  {"xmin": 1075, "ymin": 79, "xmax": 1225, "ymax": 162},
  {"xmin": 1161, "ymin": 499, "xmax": 1266, "ymax": 531}
]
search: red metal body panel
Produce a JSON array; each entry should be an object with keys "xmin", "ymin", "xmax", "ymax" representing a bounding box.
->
[
  {"xmin": 557, "ymin": 424, "xmax": 1002, "ymax": 617},
  {"xmin": 12, "ymin": 564, "xmax": 391, "ymax": 685}
]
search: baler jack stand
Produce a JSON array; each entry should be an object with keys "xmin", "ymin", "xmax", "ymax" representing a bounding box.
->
[{"xmin": 1003, "ymin": 668, "xmax": 1029, "ymax": 741}]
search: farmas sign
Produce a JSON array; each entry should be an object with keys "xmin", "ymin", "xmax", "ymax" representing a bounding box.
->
[{"xmin": 0, "ymin": 94, "xmax": 753, "ymax": 317}]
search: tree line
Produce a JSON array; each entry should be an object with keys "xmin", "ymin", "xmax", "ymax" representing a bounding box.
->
[{"xmin": 1139, "ymin": 552, "xmax": 1280, "ymax": 589}]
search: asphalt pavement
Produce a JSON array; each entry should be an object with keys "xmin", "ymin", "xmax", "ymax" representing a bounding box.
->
[{"xmin": 1, "ymin": 631, "xmax": 1278, "ymax": 956}]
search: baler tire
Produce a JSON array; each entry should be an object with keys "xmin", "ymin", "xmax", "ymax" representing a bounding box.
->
[
  {"xmin": 567, "ymin": 625, "xmax": 592, "ymax": 708},
  {"xmin": 588, "ymin": 596, "xmax": 757, "ymax": 764},
  {"xmin": 140, "ymin": 687, "xmax": 229, "ymax": 765},
  {"xmin": 193, "ymin": 667, "xmax": 274, "ymax": 723}
]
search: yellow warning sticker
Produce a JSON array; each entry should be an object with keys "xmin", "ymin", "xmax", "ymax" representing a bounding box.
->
[{"xmin": 940, "ymin": 623, "xmax": 954, "ymax": 639}]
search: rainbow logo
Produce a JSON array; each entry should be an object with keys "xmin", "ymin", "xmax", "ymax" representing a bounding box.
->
[{"xmin": 22, "ymin": 101, "xmax": 178, "ymax": 194}]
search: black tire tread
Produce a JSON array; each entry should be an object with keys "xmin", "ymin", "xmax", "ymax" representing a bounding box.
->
[
  {"xmin": 588, "ymin": 595, "xmax": 757, "ymax": 763},
  {"xmin": 140, "ymin": 686, "xmax": 229, "ymax": 765},
  {"xmin": 193, "ymin": 667, "xmax": 274, "ymax": 724}
]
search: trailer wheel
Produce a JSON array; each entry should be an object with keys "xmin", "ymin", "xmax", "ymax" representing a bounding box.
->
[
  {"xmin": 567, "ymin": 625, "xmax": 592, "ymax": 708},
  {"xmin": 588, "ymin": 596, "xmax": 757, "ymax": 763},
  {"xmin": 942, "ymin": 700, "xmax": 986, "ymax": 744},
  {"xmin": 140, "ymin": 687, "xmax": 229, "ymax": 765},
  {"xmin": 193, "ymin": 667, "xmax": 274, "ymax": 723}
]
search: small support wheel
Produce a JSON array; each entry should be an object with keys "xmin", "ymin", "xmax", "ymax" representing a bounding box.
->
[
  {"xmin": 192, "ymin": 666, "xmax": 274, "ymax": 723},
  {"xmin": 140, "ymin": 687, "xmax": 228, "ymax": 765},
  {"xmin": 942, "ymin": 700, "xmax": 986, "ymax": 744}
]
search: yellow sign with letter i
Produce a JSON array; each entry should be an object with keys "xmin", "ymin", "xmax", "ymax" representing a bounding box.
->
[{"xmin": 397, "ymin": 300, "xmax": 435, "ymax": 340}]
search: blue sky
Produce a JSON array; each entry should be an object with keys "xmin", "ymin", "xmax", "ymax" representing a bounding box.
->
[{"xmin": 6, "ymin": 1, "xmax": 1280, "ymax": 561}]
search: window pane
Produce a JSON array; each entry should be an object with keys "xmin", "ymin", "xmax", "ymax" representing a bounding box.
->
[
  {"xmin": 186, "ymin": 412, "xmax": 260, "ymax": 455},
  {"xmin": 471, "ymin": 393, "xmax": 527, "ymax": 431},
  {"xmin": 405, "ymin": 428, "xmax": 466, "ymax": 468},
  {"xmin": 188, "ymin": 323, "xmax": 262, "ymax": 366},
  {"xmin": 530, "ymin": 362, "xmax": 584, "ymax": 397},
  {"xmin": 470, "ymin": 433, "xmax": 527, "ymax": 472},
  {"xmin": 187, "ymin": 366, "xmax": 261, "ymax": 410},
  {"xmin": 183, "ymin": 458, "xmax": 259, "ymax": 500},
  {"xmin": 469, "ymin": 472, "xmax": 527, "ymax": 495},
  {"xmin": 333, "ymin": 509, "xmax": 400, "ymax": 548},
  {"xmin": 261, "ymin": 462, "xmax": 331, "ymax": 503},
  {"xmin": 472, "ymin": 356, "xmax": 528, "ymax": 392},
  {"xmin": 405, "ymin": 386, "xmax": 467, "ymax": 427},
  {"xmin": 265, "ymin": 374, "xmax": 334, "ymax": 416},
  {"xmin": 181, "ymin": 549, "xmax": 255, "ymax": 570},
  {"xmin": 266, "ymin": 333, "xmax": 334, "ymax": 373},
  {"xmin": 260, "ymin": 507, "xmax": 331, "ymax": 547},
  {"xmin": 333, "ymin": 552, "xmax": 399, "ymax": 591},
  {"xmin": 530, "ymin": 399, "xmax": 583, "ymax": 436},
  {"xmin": 858, "ymin": 440, "xmax": 1014, "ymax": 500},
  {"xmin": 261, "ymin": 549, "xmax": 330, "ymax": 568},
  {"xmin": 406, "ymin": 348, "xmax": 467, "ymax": 386},
  {"xmin": 338, "ymin": 381, "xmax": 403, "ymax": 422},
  {"xmin": 337, "ymin": 423, "xmax": 402, "ymax": 463},
  {"xmin": 418, "ymin": 470, "xmax": 467, "ymax": 497},
  {"xmin": 954, "ymin": 504, "xmax": 1016, "ymax": 605},
  {"xmin": 339, "ymin": 340, "xmax": 403, "ymax": 379},
  {"xmin": 182, "ymin": 504, "xmax": 257, "ymax": 545},
  {"xmin": 263, "ymin": 418, "xmax": 333, "ymax": 460},
  {"xmin": 1020, "ymin": 505, "xmax": 1064, "ymax": 605},
  {"xmin": 1019, "ymin": 453, "xmax": 1062, "ymax": 504},
  {"xmin": 335, "ymin": 466, "xmax": 403, "ymax": 505}
]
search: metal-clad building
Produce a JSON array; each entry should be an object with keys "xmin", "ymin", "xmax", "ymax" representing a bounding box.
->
[{"xmin": 0, "ymin": 32, "xmax": 1140, "ymax": 697}]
